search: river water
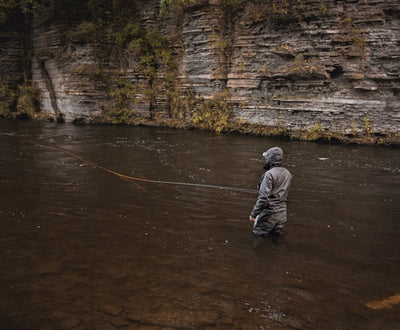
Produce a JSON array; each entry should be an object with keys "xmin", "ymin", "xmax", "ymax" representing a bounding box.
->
[{"xmin": 0, "ymin": 119, "xmax": 399, "ymax": 329}]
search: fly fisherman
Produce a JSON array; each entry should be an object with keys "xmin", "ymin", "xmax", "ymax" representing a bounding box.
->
[{"xmin": 249, "ymin": 147, "xmax": 292, "ymax": 236}]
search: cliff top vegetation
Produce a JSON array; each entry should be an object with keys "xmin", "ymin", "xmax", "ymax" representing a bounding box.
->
[
  {"xmin": 1, "ymin": 0, "xmax": 311, "ymax": 25},
  {"xmin": 0, "ymin": 0, "xmax": 137, "ymax": 26}
]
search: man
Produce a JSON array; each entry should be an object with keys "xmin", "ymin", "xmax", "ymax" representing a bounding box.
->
[{"xmin": 249, "ymin": 147, "xmax": 292, "ymax": 236}]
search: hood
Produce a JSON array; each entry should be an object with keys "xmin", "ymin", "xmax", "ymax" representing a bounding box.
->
[{"xmin": 263, "ymin": 147, "xmax": 283, "ymax": 170}]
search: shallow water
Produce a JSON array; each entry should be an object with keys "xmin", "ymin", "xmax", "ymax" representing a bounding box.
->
[{"xmin": 1, "ymin": 119, "xmax": 399, "ymax": 329}]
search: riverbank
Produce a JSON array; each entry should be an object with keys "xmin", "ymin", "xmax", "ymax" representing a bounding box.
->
[
  {"xmin": 84, "ymin": 115, "xmax": 400, "ymax": 147},
  {"xmin": 2, "ymin": 116, "xmax": 400, "ymax": 147},
  {"xmin": 151, "ymin": 118, "xmax": 400, "ymax": 147}
]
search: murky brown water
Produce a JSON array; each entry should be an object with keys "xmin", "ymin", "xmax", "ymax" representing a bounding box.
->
[{"xmin": 1, "ymin": 119, "xmax": 399, "ymax": 329}]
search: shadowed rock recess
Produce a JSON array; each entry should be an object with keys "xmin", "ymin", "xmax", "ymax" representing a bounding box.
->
[{"xmin": 0, "ymin": 0, "xmax": 399, "ymax": 143}]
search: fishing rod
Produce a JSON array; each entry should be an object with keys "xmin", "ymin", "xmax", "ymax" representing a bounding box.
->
[{"xmin": 39, "ymin": 143, "xmax": 257, "ymax": 194}]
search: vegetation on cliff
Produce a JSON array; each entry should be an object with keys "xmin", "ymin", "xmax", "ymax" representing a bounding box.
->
[
  {"xmin": 0, "ymin": 83, "xmax": 41, "ymax": 119},
  {"xmin": 110, "ymin": 22, "xmax": 175, "ymax": 123},
  {"xmin": 160, "ymin": 0, "xmax": 307, "ymax": 18}
]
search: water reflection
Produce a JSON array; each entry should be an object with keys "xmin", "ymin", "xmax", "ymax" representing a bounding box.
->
[{"xmin": 0, "ymin": 119, "xmax": 399, "ymax": 329}]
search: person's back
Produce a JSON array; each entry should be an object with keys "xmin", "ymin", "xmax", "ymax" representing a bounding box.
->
[
  {"xmin": 249, "ymin": 147, "xmax": 292, "ymax": 236},
  {"xmin": 263, "ymin": 166, "xmax": 292, "ymax": 214}
]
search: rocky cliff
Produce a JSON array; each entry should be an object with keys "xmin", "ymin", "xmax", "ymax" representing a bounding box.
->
[{"xmin": 1, "ymin": 0, "xmax": 399, "ymax": 142}]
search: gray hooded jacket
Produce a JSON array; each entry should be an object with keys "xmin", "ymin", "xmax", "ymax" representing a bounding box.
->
[{"xmin": 250, "ymin": 147, "xmax": 292, "ymax": 218}]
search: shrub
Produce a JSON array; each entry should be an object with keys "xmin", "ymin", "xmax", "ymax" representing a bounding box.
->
[
  {"xmin": 0, "ymin": 84, "xmax": 16, "ymax": 117},
  {"xmin": 74, "ymin": 64, "xmax": 103, "ymax": 80},
  {"xmin": 16, "ymin": 85, "xmax": 41, "ymax": 118},
  {"xmin": 364, "ymin": 117, "xmax": 371, "ymax": 135},
  {"xmin": 192, "ymin": 91, "xmax": 231, "ymax": 133},
  {"xmin": 339, "ymin": 17, "xmax": 366, "ymax": 50},
  {"xmin": 160, "ymin": 0, "xmax": 195, "ymax": 15},
  {"xmin": 107, "ymin": 77, "xmax": 138, "ymax": 124},
  {"xmin": 306, "ymin": 122, "xmax": 323, "ymax": 140},
  {"xmin": 114, "ymin": 22, "xmax": 175, "ymax": 120},
  {"xmin": 0, "ymin": 84, "xmax": 41, "ymax": 119}
]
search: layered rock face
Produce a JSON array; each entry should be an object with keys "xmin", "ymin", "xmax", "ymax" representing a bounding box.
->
[
  {"xmin": 2, "ymin": 0, "xmax": 400, "ymax": 137},
  {"xmin": 180, "ymin": 0, "xmax": 400, "ymax": 135},
  {"xmin": 0, "ymin": 24, "xmax": 29, "ymax": 87},
  {"xmin": 31, "ymin": 23, "xmax": 111, "ymax": 122}
]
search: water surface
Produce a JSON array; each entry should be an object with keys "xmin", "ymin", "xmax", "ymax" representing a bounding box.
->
[{"xmin": 1, "ymin": 120, "xmax": 399, "ymax": 329}]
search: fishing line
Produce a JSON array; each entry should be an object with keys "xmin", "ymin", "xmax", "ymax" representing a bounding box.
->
[{"xmin": 41, "ymin": 143, "xmax": 257, "ymax": 194}]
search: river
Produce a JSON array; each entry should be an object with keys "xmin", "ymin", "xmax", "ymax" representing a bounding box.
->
[{"xmin": 1, "ymin": 119, "xmax": 399, "ymax": 329}]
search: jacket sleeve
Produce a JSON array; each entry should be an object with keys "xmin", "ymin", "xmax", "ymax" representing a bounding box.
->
[{"xmin": 250, "ymin": 171, "xmax": 272, "ymax": 217}]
